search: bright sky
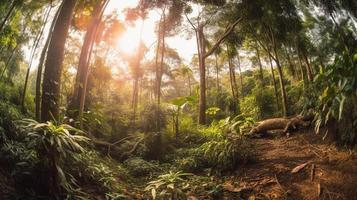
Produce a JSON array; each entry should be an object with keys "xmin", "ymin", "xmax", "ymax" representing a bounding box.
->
[{"xmin": 106, "ymin": 0, "xmax": 197, "ymax": 63}]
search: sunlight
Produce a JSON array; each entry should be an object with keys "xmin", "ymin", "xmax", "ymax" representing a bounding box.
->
[{"xmin": 116, "ymin": 24, "xmax": 141, "ymax": 55}]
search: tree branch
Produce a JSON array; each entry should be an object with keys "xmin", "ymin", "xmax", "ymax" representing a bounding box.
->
[{"xmin": 204, "ymin": 17, "xmax": 243, "ymax": 59}]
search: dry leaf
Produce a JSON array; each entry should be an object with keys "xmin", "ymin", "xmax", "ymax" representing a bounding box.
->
[
  {"xmin": 223, "ymin": 181, "xmax": 249, "ymax": 193},
  {"xmin": 291, "ymin": 162, "xmax": 309, "ymax": 173},
  {"xmin": 317, "ymin": 183, "xmax": 321, "ymax": 197}
]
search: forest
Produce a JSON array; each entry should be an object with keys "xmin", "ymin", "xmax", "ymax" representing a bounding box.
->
[{"xmin": 0, "ymin": 0, "xmax": 356, "ymax": 199}]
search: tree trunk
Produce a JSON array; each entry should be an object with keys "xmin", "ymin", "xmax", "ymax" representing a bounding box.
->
[
  {"xmin": 0, "ymin": 45, "xmax": 17, "ymax": 79},
  {"xmin": 227, "ymin": 44, "xmax": 238, "ymax": 101},
  {"xmin": 70, "ymin": 0, "xmax": 107, "ymax": 124},
  {"xmin": 269, "ymin": 27, "xmax": 288, "ymax": 117},
  {"xmin": 268, "ymin": 55, "xmax": 280, "ymax": 110},
  {"xmin": 36, "ymin": 2, "xmax": 63, "ymax": 120},
  {"xmin": 296, "ymin": 45, "xmax": 306, "ymax": 82},
  {"xmin": 41, "ymin": 0, "xmax": 76, "ymax": 122},
  {"xmin": 0, "ymin": 0, "xmax": 16, "ymax": 32},
  {"xmin": 283, "ymin": 46, "xmax": 297, "ymax": 79},
  {"xmin": 301, "ymin": 49, "xmax": 313, "ymax": 82},
  {"xmin": 198, "ymin": 25, "xmax": 206, "ymax": 125},
  {"xmin": 237, "ymin": 51, "xmax": 244, "ymax": 97},
  {"xmin": 21, "ymin": 4, "xmax": 53, "ymax": 111},
  {"xmin": 215, "ymin": 54, "xmax": 219, "ymax": 89},
  {"xmin": 255, "ymin": 42, "xmax": 264, "ymax": 85},
  {"xmin": 156, "ymin": 11, "xmax": 165, "ymax": 132}
]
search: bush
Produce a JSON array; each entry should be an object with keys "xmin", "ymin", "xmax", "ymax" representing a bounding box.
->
[
  {"xmin": 312, "ymin": 53, "xmax": 357, "ymax": 146},
  {"xmin": 240, "ymin": 84, "xmax": 279, "ymax": 120},
  {"xmin": 124, "ymin": 157, "xmax": 159, "ymax": 177},
  {"xmin": 0, "ymin": 101, "xmax": 22, "ymax": 134},
  {"xmin": 15, "ymin": 119, "xmax": 89, "ymax": 196},
  {"xmin": 68, "ymin": 150, "xmax": 127, "ymax": 195},
  {"xmin": 145, "ymin": 171, "xmax": 192, "ymax": 200},
  {"xmin": 139, "ymin": 103, "xmax": 167, "ymax": 133},
  {"xmin": 196, "ymin": 138, "xmax": 253, "ymax": 171}
]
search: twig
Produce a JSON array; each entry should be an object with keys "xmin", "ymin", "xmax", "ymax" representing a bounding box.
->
[
  {"xmin": 310, "ymin": 164, "xmax": 315, "ymax": 182},
  {"xmin": 274, "ymin": 174, "xmax": 285, "ymax": 194}
]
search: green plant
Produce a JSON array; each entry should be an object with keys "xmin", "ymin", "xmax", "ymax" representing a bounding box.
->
[
  {"xmin": 312, "ymin": 53, "xmax": 357, "ymax": 145},
  {"xmin": 145, "ymin": 171, "xmax": 192, "ymax": 200},
  {"xmin": 68, "ymin": 150, "xmax": 126, "ymax": 195},
  {"xmin": 124, "ymin": 157, "xmax": 158, "ymax": 177},
  {"xmin": 197, "ymin": 138, "xmax": 253, "ymax": 170},
  {"xmin": 15, "ymin": 119, "xmax": 89, "ymax": 195}
]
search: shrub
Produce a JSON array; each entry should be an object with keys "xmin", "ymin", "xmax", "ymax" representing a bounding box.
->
[
  {"xmin": 124, "ymin": 157, "xmax": 158, "ymax": 177},
  {"xmin": 139, "ymin": 103, "xmax": 166, "ymax": 133},
  {"xmin": 0, "ymin": 101, "xmax": 21, "ymax": 134},
  {"xmin": 312, "ymin": 53, "xmax": 357, "ymax": 146},
  {"xmin": 196, "ymin": 138, "xmax": 253, "ymax": 171},
  {"xmin": 68, "ymin": 150, "xmax": 126, "ymax": 195},
  {"xmin": 15, "ymin": 119, "xmax": 89, "ymax": 196},
  {"xmin": 145, "ymin": 171, "xmax": 192, "ymax": 200}
]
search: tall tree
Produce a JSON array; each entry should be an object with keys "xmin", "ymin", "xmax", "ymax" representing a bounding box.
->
[
  {"xmin": 70, "ymin": 0, "xmax": 110, "ymax": 125},
  {"xmin": 35, "ymin": 2, "xmax": 63, "ymax": 120},
  {"xmin": 21, "ymin": 3, "xmax": 53, "ymax": 111},
  {"xmin": 186, "ymin": 6, "xmax": 242, "ymax": 124},
  {"xmin": 41, "ymin": 0, "xmax": 77, "ymax": 122}
]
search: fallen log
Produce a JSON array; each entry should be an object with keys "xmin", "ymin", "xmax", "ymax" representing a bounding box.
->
[{"xmin": 250, "ymin": 114, "xmax": 312, "ymax": 135}]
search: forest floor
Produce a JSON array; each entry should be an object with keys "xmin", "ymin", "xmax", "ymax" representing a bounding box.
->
[
  {"xmin": 1, "ymin": 128, "xmax": 356, "ymax": 200},
  {"xmin": 118, "ymin": 128, "xmax": 357, "ymax": 200},
  {"xmin": 217, "ymin": 128, "xmax": 357, "ymax": 200}
]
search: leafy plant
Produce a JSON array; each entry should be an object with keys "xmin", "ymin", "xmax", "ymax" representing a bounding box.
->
[
  {"xmin": 197, "ymin": 138, "xmax": 253, "ymax": 170},
  {"xmin": 15, "ymin": 119, "xmax": 89, "ymax": 195},
  {"xmin": 124, "ymin": 157, "xmax": 158, "ymax": 177},
  {"xmin": 145, "ymin": 171, "xmax": 192, "ymax": 200},
  {"xmin": 68, "ymin": 150, "xmax": 126, "ymax": 194},
  {"xmin": 312, "ymin": 53, "xmax": 357, "ymax": 145}
]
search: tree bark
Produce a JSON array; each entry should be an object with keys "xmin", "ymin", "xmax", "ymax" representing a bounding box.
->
[
  {"xmin": 269, "ymin": 27, "xmax": 288, "ymax": 117},
  {"xmin": 36, "ymin": 2, "xmax": 63, "ymax": 120},
  {"xmin": 214, "ymin": 53, "xmax": 219, "ymax": 89},
  {"xmin": 255, "ymin": 42, "xmax": 264, "ymax": 85},
  {"xmin": 41, "ymin": 0, "xmax": 76, "ymax": 122},
  {"xmin": 268, "ymin": 55, "xmax": 280, "ymax": 111},
  {"xmin": 70, "ymin": 0, "xmax": 108, "ymax": 124},
  {"xmin": 237, "ymin": 51, "xmax": 244, "ymax": 97},
  {"xmin": 301, "ymin": 49, "xmax": 313, "ymax": 82},
  {"xmin": 198, "ymin": 25, "xmax": 207, "ymax": 124}
]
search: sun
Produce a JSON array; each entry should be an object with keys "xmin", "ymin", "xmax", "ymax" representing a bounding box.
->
[{"xmin": 117, "ymin": 24, "xmax": 141, "ymax": 55}]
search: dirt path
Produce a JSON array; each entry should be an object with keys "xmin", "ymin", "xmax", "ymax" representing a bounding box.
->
[{"xmin": 230, "ymin": 129, "xmax": 357, "ymax": 200}]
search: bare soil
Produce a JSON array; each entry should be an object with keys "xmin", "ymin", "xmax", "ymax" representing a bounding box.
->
[{"xmin": 227, "ymin": 128, "xmax": 357, "ymax": 200}]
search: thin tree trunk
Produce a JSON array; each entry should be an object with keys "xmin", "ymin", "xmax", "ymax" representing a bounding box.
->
[
  {"xmin": 302, "ymin": 49, "xmax": 313, "ymax": 81},
  {"xmin": 198, "ymin": 25, "xmax": 206, "ymax": 124},
  {"xmin": 0, "ymin": 45, "xmax": 17, "ymax": 79},
  {"xmin": 283, "ymin": 46, "xmax": 297, "ymax": 79},
  {"xmin": 0, "ymin": 0, "xmax": 16, "ymax": 32},
  {"xmin": 269, "ymin": 27, "xmax": 288, "ymax": 117},
  {"xmin": 21, "ymin": 4, "xmax": 53, "ymax": 111},
  {"xmin": 255, "ymin": 42, "xmax": 264, "ymax": 85},
  {"xmin": 157, "ymin": 11, "xmax": 166, "ymax": 132},
  {"xmin": 227, "ymin": 44, "xmax": 238, "ymax": 100},
  {"xmin": 296, "ymin": 45, "xmax": 306, "ymax": 82},
  {"xmin": 268, "ymin": 55, "xmax": 279, "ymax": 110},
  {"xmin": 215, "ymin": 53, "xmax": 219, "ymax": 89},
  {"xmin": 41, "ymin": 0, "xmax": 76, "ymax": 122},
  {"xmin": 237, "ymin": 51, "xmax": 244, "ymax": 97}
]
